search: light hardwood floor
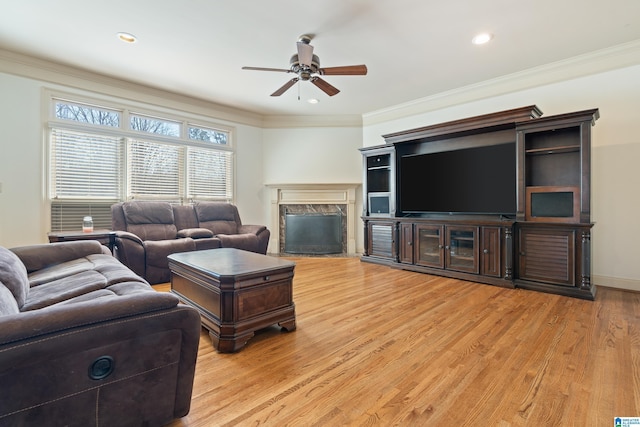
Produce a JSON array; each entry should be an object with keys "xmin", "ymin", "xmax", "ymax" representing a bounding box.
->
[{"xmin": 157, "ymin": 257, "xmax": 640, "ymax": 426}]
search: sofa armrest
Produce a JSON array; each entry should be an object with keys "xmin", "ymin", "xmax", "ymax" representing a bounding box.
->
[
  {"xmin": 113, "ymin": 231, "xmax": 146, "ymax": 278},
  {"xmin": 114, "ymin": 230, "xmax": 144, "ymax": 245},
  {"xmin": 177, "ymin": 228, "xmax": 214, "ymax": 239},
  {"xmin": 11, "ymin": 241, "xmax": 105, "ymax": 273},
  {"xmin": 238, "ymin": 224, "xmax": 267, "ymax": 235},
  {"xmin": 0, "ymin": 288, "xmax": 179, "ymax": 345}
]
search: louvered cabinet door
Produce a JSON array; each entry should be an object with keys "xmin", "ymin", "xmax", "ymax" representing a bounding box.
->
[
  {"xmin": 367, "ymin": 220, "xmax": 396, "ymax": 261},
  {"xmin": 518, "ymin": 227, "xmax": 575, "ymax": 286}
]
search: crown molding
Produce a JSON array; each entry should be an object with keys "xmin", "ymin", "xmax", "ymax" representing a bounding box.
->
[
  {"xmin": 261, "ymin": 114, "xmax": 362, "ymax": 128},
  {"xmin": 363, "ymin": 39, "xmax": 640, "ymax": 126},
  {"xmin": 0, "ymin": 48, "xmax": 265, "ymax": 128}
]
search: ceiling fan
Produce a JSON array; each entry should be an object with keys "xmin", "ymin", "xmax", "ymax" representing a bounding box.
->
[{"xmin": 242, "ymin": 34, "xmax": 367, "ymax": 97}]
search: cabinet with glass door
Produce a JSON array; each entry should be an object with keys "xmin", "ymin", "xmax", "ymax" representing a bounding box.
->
[
  {"xmin": 446, "ymin": 226, "xmax": 479, "ymax": 274},
  {"xmin": 415, "ymin": 225, "xmax": 444, "ymax": 268}
]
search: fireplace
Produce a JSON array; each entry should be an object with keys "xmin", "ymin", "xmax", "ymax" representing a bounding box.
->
[
  {"xmin": 266, "ymin": 183, "xmax": 359, "ymax": 255},
  {"xmin": 284, "ymin": 212, "xmax": 343, "ymax": 254},
  {"xmin": 280, "ymin": 204, "xmax": 346, "ymax": 254}
]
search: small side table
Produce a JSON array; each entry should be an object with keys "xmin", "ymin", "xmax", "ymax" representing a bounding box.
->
[{"xmin": 47, "ymin": 229, "xmax": 116, "ymax": 254}]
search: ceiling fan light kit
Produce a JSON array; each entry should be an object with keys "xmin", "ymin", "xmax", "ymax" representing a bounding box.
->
[{"xmin": 242, "ymin": 34, "xmax": 367, "ymax": 97}]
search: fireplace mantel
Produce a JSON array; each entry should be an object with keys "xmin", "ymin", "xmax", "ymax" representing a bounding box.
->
[{"xmin": 266, "ymin": 183, "xmax": 360, "ymax": 255}]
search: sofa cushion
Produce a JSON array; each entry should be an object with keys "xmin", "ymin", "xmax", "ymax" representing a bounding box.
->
[
  {"xmin": 85, "ymin": 254, "xmax": 150, "ymax": 286},
  {"xmin": 195, "ymin": 202, "xmax": 238, "ymax": 235},
  {"xmin": 0, "ymin": 246, "xmax": 29, "ymax": 308},
  {"xmin": 172, "ymin": 204, "xmax": 199, "ymax": 230},
  {"xmin": 28, "ymin": 257, "xmax": 98, "ymax": 287},
  {"xmin": 21, "ymin": 270, "xmax": 108, "ymax": 312},
  {"xmin": 12, "ymin": 241, "xmax": 106, "ymax": 274},
  {"xmin": 217, "ymin": 234, "xmax": 260, "ymax": 253},
  {"xmin": 193, "ymin": 237, "xmax": 221, "ymax": 251},
  {"xmin": 143, "ymin": 238, "xmax": 195, "ymax": 285},
  {"xmin": 123, "ymin": 202, "xmax": 178, "ymax": 241},
  {"xmin": 0, "ymin": 284, "xmax": 19, "ymax": 315}
]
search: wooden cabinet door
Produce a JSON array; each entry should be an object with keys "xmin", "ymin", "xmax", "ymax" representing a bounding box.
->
[
  {"xmin": 518, "ymin": 228, "xmax": 575, "ymax": 286},
  {"xmin": 446, "ymin": 226, "xmax": 479, "ymax": 274},
  {"xmin": 481, "ymin": 226, "xmax": 502, "ymax": 277},
  {"xmin": 367, "ymin": 221, "xmax": 396, "ymax": 260},
  {"xmin": 415, "ymin": 225, "xmax": 444, "ymax": 268},
  {"xmin": 399, "ymin": 223, "xmax": 414, "ymax": 264}
]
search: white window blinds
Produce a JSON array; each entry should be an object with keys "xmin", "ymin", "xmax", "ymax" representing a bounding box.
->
[
  {"xmin": 187, "ymin": 146, "xmax": 233, "ymax": 200},
  {"xmin": 128, "ymin": 139, "xmax": 183, "ymax": 200},
  {"xmin": 50, "ymin": 129, "xmax": 122, "ymax": 199}
]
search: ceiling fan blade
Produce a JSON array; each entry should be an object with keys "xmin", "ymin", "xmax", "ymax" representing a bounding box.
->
[
  {"xmin": 320, "ymin": 65, "xmax": 368, "ymax": 76},
  {"xmin": 310, "ymin": 77, "xmax": 340, "ymax": 96},
  {"xmin": 242, "ymin": 66, "xmax": 292, "ymax": 73},
  {"xmin": 271, "ymin": 78, "xmax": 299, "ymax": 96},
  {"xmin": 297, "ymin": 41, "xmax": 314, "ymax": 67}
]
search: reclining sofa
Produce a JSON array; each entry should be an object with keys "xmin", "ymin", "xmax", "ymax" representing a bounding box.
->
[
  {"xmin": 0, "ymin": 240, "xmax": 201, "ymax": 426},
  {"xmin": 112, "ymin": 201, "xmax": 270, "ymax": 284}
]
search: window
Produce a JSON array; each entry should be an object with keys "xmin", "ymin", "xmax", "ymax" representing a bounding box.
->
[
  {"xmin": 130, "ymin": 113, "xmax": 181, "ymax": 137},
  {"xmin": 55, "ymin": 101, "xmax": 120, "ymax": 127},
  {"xmin": 50, "ymin": 129, "xmax": 122, "ymax": 199},
  {"xmin": 128, "ymin": 139, "xmax": 183, "ymax": 200},
  {"xmin": 48, "ymin": 95, "xmax": 234, "ymax": 231}
]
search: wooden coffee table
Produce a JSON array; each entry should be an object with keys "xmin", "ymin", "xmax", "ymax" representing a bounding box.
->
[{"xmin": 167, "ymin": 248, "xmax": 296, "ymax": 352}]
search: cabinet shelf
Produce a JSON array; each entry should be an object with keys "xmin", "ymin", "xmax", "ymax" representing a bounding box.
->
[
  {"xmin": 451, "ymin": 255, "xmax": 474, "ymax": 261},
  {"xmin": 525, "ymin": 145, "xmax": 580, "ymax": 155}
]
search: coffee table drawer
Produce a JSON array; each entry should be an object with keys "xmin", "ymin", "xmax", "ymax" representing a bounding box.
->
[{"xmin": 232, "ymin": 270, "xmax": 293, "ymax": 288}]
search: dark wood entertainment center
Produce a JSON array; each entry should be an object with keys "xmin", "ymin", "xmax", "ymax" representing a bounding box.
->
[{"xmin": 360, "ymin": 105, "xmax": 599, "ymax": 300}]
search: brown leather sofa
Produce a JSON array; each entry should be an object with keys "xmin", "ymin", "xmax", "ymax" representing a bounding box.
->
[
  {"xmin": 111, "ymin": 201, "xmax": 270, "ymax": 284},
  {"xmin": 0, "ymin": 240, "xmax": 200, "ymax": 426}
]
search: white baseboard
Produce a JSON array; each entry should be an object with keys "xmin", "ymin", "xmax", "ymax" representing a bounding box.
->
[{"xmin": 593, "ymin": 275, "xmax": 640, "ymax": 292}]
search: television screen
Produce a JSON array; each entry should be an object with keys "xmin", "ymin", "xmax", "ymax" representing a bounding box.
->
[{"xmin": 399, "ymin": 142, "xmax": 516, "ymax": 215}]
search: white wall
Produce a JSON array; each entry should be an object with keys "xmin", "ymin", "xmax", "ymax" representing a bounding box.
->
[
  {"xmin": 0, "ymin": 72, "xmax": 46, "ymax": 247},
  {"xmin": 233, "ymin": 125, "xmax": 265, "ymax": 226},
  {"xmin": 262, "ymin": 127, "xmax": 362, "ymax": 184},
  {"xmin": 362, "ymin": 65, "xmax": 640, "ymax": 290}
]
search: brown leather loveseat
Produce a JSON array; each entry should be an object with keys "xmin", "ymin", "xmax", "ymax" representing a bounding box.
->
[
  {"xmin": 0, "ymin": 240, "xmax": 200, "ymax": 426},
  {"xmin": 111, "ymin": 201, "xmax": 270, "ymax": 284}
]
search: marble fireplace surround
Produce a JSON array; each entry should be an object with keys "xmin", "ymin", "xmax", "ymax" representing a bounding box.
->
[{"xmin": 266, "ymin": 184, "xmax": 359, "ymax": 255}]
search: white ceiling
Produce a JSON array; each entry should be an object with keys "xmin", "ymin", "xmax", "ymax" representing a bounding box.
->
[{"xmin": 1, "ymin": 0, "xmax": 639, "ymax": 117}]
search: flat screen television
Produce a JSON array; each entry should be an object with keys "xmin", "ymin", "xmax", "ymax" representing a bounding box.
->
[{"xmin": 399, "ymin": 142, "xmax": 516, "ymax": 215}]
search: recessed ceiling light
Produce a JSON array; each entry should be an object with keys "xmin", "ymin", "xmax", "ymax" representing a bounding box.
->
[
  {"xmin": 307, "ymin": 98, "xmax": 319, "ymax": 104},
  {"xmin": 472, "ymin": 33, "xmax": 493, "ymax": 45},
  {"xmin": 117, "ymin": 32, "xmax": 137, "ymax": 43}
]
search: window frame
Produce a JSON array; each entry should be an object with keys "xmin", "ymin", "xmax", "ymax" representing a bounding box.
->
[{"xmin": 46, "ymin": 89, "xmax": 236, "ymax": 231}]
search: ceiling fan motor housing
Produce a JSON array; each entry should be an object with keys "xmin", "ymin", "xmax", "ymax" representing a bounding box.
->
[{"xmin": 290, "ymin": 54, "xmax": 320, "ymax": 79}]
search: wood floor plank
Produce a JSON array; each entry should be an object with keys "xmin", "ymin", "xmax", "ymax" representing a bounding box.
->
[{"xmin": 158, "ymin": 257, "xmax": 640, "ymax": 426}]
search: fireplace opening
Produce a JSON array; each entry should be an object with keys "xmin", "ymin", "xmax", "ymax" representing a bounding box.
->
[{"xmin": 284, "ymin": 213, "xmax": 343, "ymax": 254}]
